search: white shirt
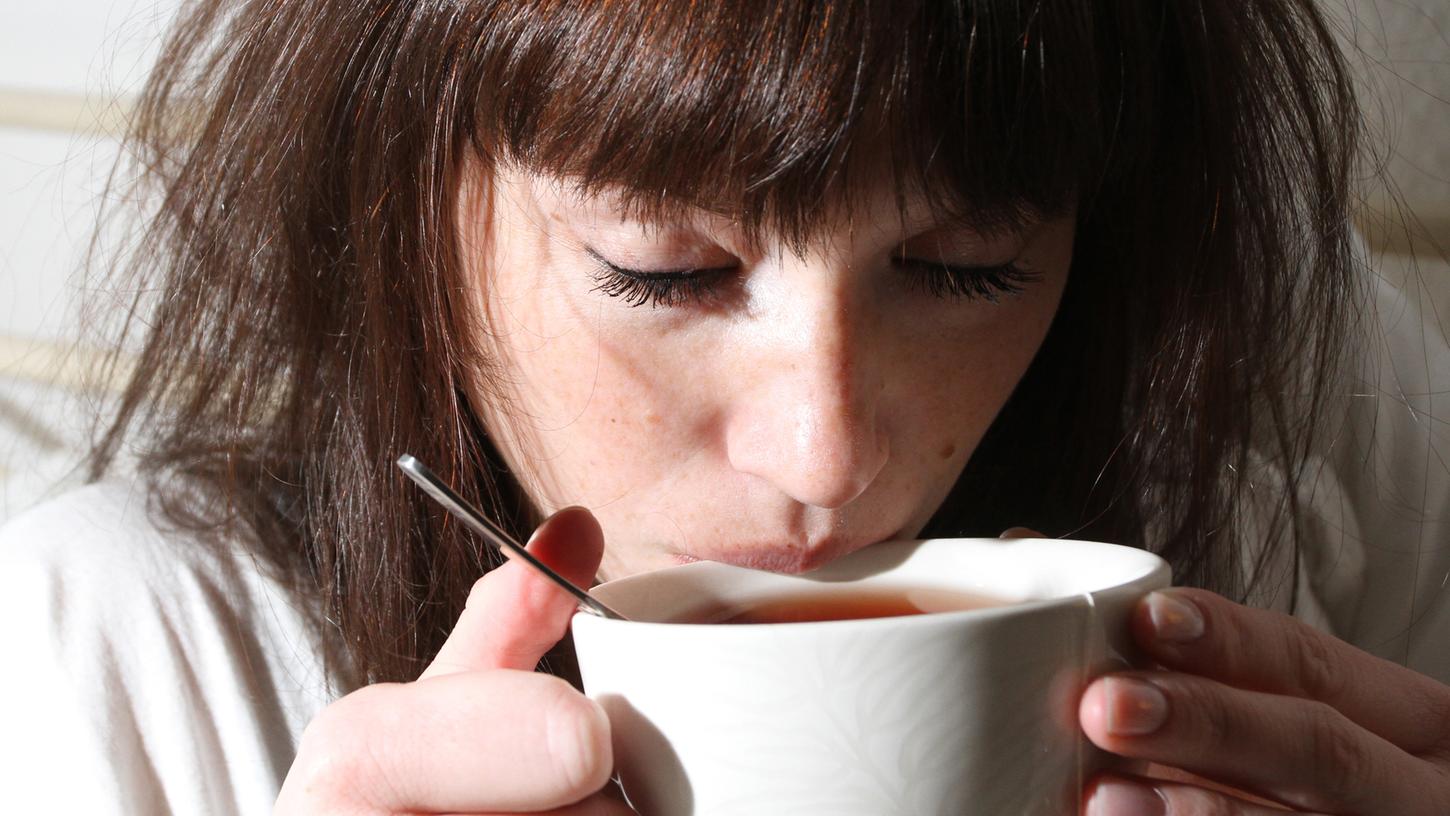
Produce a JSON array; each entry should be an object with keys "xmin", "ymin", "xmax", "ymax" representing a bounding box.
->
[
  {"xmin": 0, "ymin": 480, "xmax": 349, "ymax": 814},
  {"xmin": 1299, "ymin": 272, "xmax": 1450, "ymax": 679},
  {"xmin": 0, "ymin": 277, "xmax": 1446, "ymax": 814}
]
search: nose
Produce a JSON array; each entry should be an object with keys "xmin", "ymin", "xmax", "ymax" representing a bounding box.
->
[{"xmin": 724, "ymin": 274, "xmax": 890, "ymax": 510}]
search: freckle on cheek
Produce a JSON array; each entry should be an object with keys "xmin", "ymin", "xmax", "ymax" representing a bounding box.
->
[
  {"xmin": 645, "ymin": 410, "xmax": 661, "ymax": 426},
  {"xmin": 939, "ymin": 442, "xmax": 956, "ymax": 460}
]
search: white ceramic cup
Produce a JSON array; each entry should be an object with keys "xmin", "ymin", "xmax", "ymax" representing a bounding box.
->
[{"xmin": 572, "ymin": 537, "xmax": 1170, "ymax": 816}]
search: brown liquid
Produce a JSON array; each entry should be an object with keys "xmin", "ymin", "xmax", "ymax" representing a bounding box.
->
[{"xmin": 685, "ymin": 586, "xmax": 1009, "ymax": 624}]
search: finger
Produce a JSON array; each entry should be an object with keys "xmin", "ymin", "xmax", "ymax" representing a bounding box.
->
[
  {"xmin": 1079, "ymin": 671, "xmax": 1450, "ymax": 815},
  {"xmin": 531, "ymin": 790, "xmax": 637, "ymax": 815},
  {"xmin": 999, "ymin": 526, "xmax": 1045, "ymax": 539},
  {"xmin": 1130, "ymin": 588, "xmax": 1450, "ymax": 755},
  {"xmin": 1137, "ymin": 762, "xmax": 1285, "ymax": 806},
  {"xmin": 465, "ymin": 788, "xmax": 637, "ymax": 816},
  {"xmin": 1083, "ymin": 774, "xmax": 1316, "ymax": 816},
  {"xmin": 285, "ymin": 670, "xmax": 613, "ymax": 814},
  {"xmin": 423, "ymin": 506, "xmax": 606, "ymax": 678}
]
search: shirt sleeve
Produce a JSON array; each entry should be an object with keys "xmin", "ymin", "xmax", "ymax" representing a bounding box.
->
[{"xmin": 0, "ymin": 482, "xmax": 339, "ymax": 815}]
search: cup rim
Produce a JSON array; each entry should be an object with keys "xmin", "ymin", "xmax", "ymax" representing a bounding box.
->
[{"xmin": 576, "ymin": 536, "xmax": 1169, "ymax": 631}]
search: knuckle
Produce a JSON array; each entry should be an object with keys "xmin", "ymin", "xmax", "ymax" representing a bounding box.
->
[
  {"xmin": 542, "ymin": 680, "xmax": 613, "ymax": 796},
  {"xmin": 293, "ymin": 702, "xmax": 362, "ymax": 800},
  {"xmin": 464, "ymin": 573, "xmax": 494, "ymax": 611},
  {"xmin": 293, "ymin": 684, "xmax": 403, "ymax": 806},
  {"xmin": 1304, "ymin": 701, "xmax": 1373, "ymax": 795},
  {"xmin": 1425, "ymin": 691, "xmax": 1450, "ymax": 756},
  {"xmin": 1289, "ymin": 626, "xmax": 1344, "ymax": 703},
  {"xmin": 1176, "ymin": 680, "xmax": 1236, "ymax": 750}
]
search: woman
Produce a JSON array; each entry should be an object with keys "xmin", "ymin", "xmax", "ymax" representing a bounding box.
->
[{"xmin": 2, "ymin": 0, "xmax": 1448, "ymax": 813}]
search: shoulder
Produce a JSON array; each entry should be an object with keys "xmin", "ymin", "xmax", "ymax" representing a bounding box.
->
[
  {"xmin": 0, "ymin": 480, "xmax": 198, "ymax": 668},
  {"xmin": 0, "ymin": 479, "xmax": 281, "ymax": 653},
  {"xmin": 0, "ymin": 479, "xmax": 346, "ymax": 814},
  {"xmin": 1, "ymin": 479, "xmax": 199, "ymax": 598}
]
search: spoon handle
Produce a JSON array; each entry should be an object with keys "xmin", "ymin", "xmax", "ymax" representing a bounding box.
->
[{"xmin": 397, "ymin": 454, "xmax": 627, "ymax": 620}]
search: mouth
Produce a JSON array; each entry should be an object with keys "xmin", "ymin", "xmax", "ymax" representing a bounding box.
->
[{"xmin": 673, "ymin": 529, "xmax": 905, "ymax": 574}]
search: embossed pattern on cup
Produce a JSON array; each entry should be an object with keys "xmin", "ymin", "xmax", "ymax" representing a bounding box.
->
[{"xmin": 573, "ymin": 537, "xmax": 1170, "ymax": 816}]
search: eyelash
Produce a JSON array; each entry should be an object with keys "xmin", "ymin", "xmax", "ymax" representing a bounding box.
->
[
  {"xmin": 896, "ymin": 258, "xmax": 1042, "ymax": 303},
  {"xmin": 587, "ymin": 251, "xmax": 734, "ymax": 309},
  {"xmin": 587, "ymin": 250, "xmax": 1040, "ymax": 309}
]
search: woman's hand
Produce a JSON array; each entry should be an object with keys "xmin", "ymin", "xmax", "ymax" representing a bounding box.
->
[
  {"xmin": 275, "ymin": 507, "xmax": 634, "ymax": 815},
  {"xmin": 1079, "ymin": 588, "xmax": 1450, "ymax": 814}
]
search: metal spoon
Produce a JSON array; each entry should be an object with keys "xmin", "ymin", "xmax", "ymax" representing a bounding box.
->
[{"xmin": 397, "ymin": 454, "xmax": 628, "ymax": 620}]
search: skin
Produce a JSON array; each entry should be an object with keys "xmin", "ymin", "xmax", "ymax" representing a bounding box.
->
[
  {"xmin": 276, "ymin": 508, "xmax": 630, "ymax": 815},
  {"xmin": 277, "ymin": 167, "xmax": 1074, "ymax": 814},
  {"xmin": 278, "ymin": 165, "xmax": 1450, "ymax": 815},
  {"xmin": 467, "ymin": 167, "xmax": 1072, "ymax": 581},
  {"xmin": 1077, "ymin": 588, "xmax": 1450, "ymax": 815}
]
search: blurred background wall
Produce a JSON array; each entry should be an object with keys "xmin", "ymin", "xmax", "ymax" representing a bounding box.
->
[
  {"xmin": 0, "ymin": 0, "xmax": 1446, "ymax": 522},
  {"xmin": 0, "ymin": 0, "xmax": 180, "ymax": 518}
]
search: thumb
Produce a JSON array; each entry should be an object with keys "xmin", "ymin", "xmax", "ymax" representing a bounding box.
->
[{"xmin": 420, "ymin": 505, "xmax": 605, "ymax": 679}]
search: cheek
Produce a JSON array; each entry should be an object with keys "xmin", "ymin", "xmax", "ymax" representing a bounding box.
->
[
  {"xmin": 468, "ymin": 182, "xmax": 724, "ymax": 533},
  {"xmin": 893, "ymin": 336, "xmax": 1025, "ymax": 482},
  {"xmin": 485, "ymin": 277, "xmax": 713, "ymax": 512},
  {"xmin": 925, "ymin": 287, "xmax": 1062, "ymax": 395},
  {"xmin": 890, "ymin": 271, "xmax": 1067, "ymax": 502}
]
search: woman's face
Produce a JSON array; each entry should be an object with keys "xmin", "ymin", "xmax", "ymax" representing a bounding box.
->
[{"xmin": 462, "ymin": 166, "xmax": 1074, "ymax": 582}]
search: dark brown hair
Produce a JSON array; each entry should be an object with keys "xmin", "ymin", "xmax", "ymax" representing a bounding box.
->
[{"xmin": 89, "ymin": 0, "xmax": 1360, "ymax": 683}]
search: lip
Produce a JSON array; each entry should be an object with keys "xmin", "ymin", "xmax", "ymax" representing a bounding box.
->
[{"xmin": 673, "ymin": 530, "xmax": 904, "ymax": 574}]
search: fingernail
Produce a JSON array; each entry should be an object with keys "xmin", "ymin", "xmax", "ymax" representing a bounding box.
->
[
  {"xmin": 1086, "ymin": 778, "xmax": 1165, "ymax": 816},
  {"xmin": 1105, "ymin": 677, "xmax": 1168, "ymax": 736},
  {"xmin": 1146, "ymin": 590, "xmax": 1204, "ymax": 643}
]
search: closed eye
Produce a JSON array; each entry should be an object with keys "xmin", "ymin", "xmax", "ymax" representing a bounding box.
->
[
  {"xmin": 892, "ymin": 256, "xmax": 1041, "ymax": 302},
  {"xmin": 585, "ymin": 247, "xmax": 1041, "ymax": 309},
  {"xmin": 586, "ymin": 249, "xmax": 736, "ymax": 309}
]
